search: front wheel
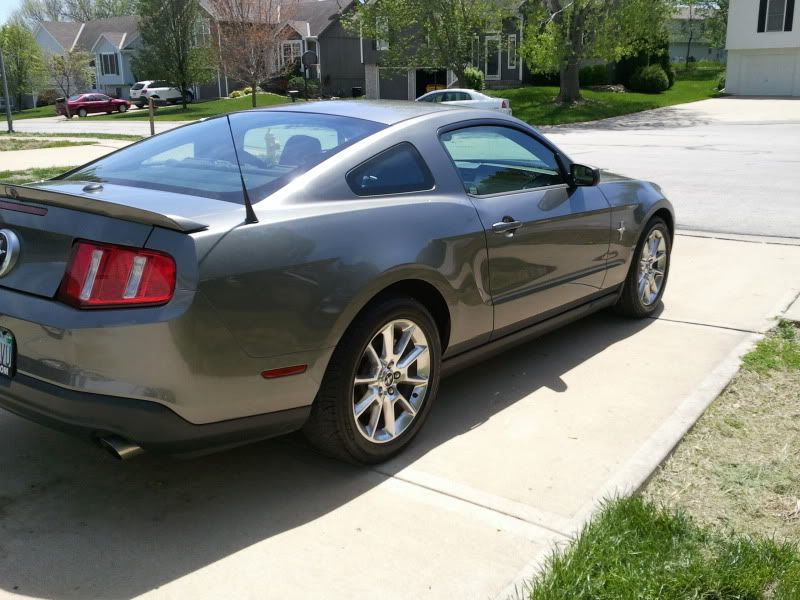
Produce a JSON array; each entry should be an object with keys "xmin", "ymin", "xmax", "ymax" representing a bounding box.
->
[
  {"xmin": 182, "ymin": 91, "xmax": 194, "ymax": 103},
  {"xmin": 615, "ymin": 217, "xmax": 672, "ymax": 318},
  {"xmin": 303, "ymin": 297, "xmax": 441, "ymax": 464}
]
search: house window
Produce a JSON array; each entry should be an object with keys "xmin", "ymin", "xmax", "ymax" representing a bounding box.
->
[
  {"xmin": 376, "ymin": 17, "xmax": 389, "ymax": 51},
  {"xmin": 281, "ymin": 40, "xmax": 302, "ymax": 66},
  {"xmin": 507, "ymin": 35, "xmax": 517, "ymax": 69},
  {"xmin": 193, "ymin": 18, "xmax": 211, "ymax": 47},
  {"xmin": 766, "ymin": 0, "xmax": 787, "ymax": 31},
  {"xmin": 100, "ymin": 53, "xmax": 119, "ymax": 76}
]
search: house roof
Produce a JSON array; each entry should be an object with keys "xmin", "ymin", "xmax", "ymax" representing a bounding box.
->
[
  {"xmin": 673, "ymin": 6, "xmax": 709, "ymax": 21},
  {"xmin": 39, "ymin": 16, "xmax": 139, "ymax": 53},
  {"xmin": 293, "ymin": 0, "xmax": 349, "ymax": 37}
]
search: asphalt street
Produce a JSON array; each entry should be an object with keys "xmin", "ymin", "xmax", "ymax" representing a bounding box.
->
[{"xmin": 545, "ymin": 98, "xmax": 800, "ymax": 239}]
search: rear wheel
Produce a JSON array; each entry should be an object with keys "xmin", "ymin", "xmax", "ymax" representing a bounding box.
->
[
  {"xmin": 78, "ymin": 108, "xmax": 87, "ymax": 118},
  {"xmin": 183, "ymin": 90, "xmax": 194, "ymax": 103},
  {"xmin": 118, "ymin": 104, "xmax": 128, "ymax": 113},
  {"xmin": 303, "ymin": 297, "xmax": 441, "ymax": 464},
  {"xmin": 615, "ymin": 217, "xmax": 671, "ymax": 318}
]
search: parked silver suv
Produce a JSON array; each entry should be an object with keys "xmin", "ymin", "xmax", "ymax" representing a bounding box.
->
[{"xmin": 130, "ymin": 81, "xmax": 193, "ymax": 108}]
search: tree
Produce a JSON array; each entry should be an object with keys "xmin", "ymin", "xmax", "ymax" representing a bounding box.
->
[
  {"xmin": 61, "ymin": 0, "xmax": 137, "ymax": 21},
  {"xmin": 521, "ymin": 0, "xmax": 676, "ymax": 104},
  {"xmin": 347, "ymin": 0, "xmax": 516, "ymax": 88},
  {"xmin": 0, "ymin": 23, "xmax": 47, "ymax": 111},
  {"xmin": 133, "ymin": 0, "xmax": 215, "ymax": 109},
  {"xmin": 677, "ymin": 1, "xmax": 709, "ymax": 67},
  {"xmin": 46, "ymin": 49, "xmax": 94, "ymax": 111},
  {"xmin": 211, "ymin": 0, "xmax": 294, "ymax": 108},
  {"xmin": 16, "ymin": 0, "xmax": 65, "ymax": 28},
  {"xmin": 701, "ymin": 0, "xmax": 728, "ymax": 50}
]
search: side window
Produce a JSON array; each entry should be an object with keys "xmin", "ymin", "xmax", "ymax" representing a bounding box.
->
[
  {"xmin": 452, "ymin": 92, "xmax": 471, "ymax": 101},
  {"xmin": 440, "ymin": 125, "xmax": 565, "ymax": 195},
  {"xmin": 347, "ymin": 143, "xmax": 435, "ymax": 196}
]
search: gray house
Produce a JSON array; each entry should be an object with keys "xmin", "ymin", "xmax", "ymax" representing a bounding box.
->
[
  {"xmin": 362, "ymin": 13, "xmax": 530, "ymax": 100},
  {"xmin": 669, "ymin": 6, "xmax": 727, "ymax": 63},
  {"xmin": 34, "ymin": 16, "xmax": 141, "ymax": 99}
]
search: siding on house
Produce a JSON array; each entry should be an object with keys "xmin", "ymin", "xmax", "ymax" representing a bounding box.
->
[
  {"xmin": 725, "ymin": 0, "xmax": 799, "ymax": 96},
  {"xmin": 318, "ymin": 19, "xmax": 365, "ymax": 96}
]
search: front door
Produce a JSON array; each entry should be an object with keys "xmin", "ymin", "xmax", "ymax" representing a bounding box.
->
[
  {"xmin": 440, "ymin": 124, "xmax": 612, "ymax": 337},
  {"xmin": 484, "ymin": 35, "xmax": 501, "ymax": 81}
]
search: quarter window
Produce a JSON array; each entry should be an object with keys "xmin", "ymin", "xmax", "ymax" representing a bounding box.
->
[
  {"xmin": 347, "ymin": 143, "xmax": 434, "ymax": 196},
  {"xmin": 440, "ymin": 126, "xmax": 564, "ymax": 196}
]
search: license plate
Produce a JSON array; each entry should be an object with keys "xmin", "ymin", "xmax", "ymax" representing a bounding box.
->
[{"xmin": 0, "ymin": 329, "xmax": 16, "ymax": 379}]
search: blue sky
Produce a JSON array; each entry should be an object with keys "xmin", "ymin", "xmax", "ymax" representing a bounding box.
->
[{"xmin": 0, "ymin": 0, "xmax": 22, "ymax": 24}]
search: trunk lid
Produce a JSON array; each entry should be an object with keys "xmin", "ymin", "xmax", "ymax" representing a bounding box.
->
[{"xmin": 0, "ymin": 182, "xmax": 235, "ymax": 299}]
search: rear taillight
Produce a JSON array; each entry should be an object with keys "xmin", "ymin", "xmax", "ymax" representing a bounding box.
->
[
  {"xmin": 502, "ymin": 99, "xmax": 510, "ymax": 109},
  {"xmin": 58, "ymin": 241, "xmax": 176, "ymax": 309}
]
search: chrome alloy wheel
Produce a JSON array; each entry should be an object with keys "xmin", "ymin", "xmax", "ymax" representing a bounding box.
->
[
  {"xmin": 638, "ymin": 229, "xmax": 668, "ymax": 306},
  {"xmin": 352, "ymin": 319, "xmax": 430, "ymax": 443}
]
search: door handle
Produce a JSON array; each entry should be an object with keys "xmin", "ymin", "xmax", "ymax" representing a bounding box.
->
[{"xmin": 492, "ymin": 217, "xmax": 523, "ymax": 235}]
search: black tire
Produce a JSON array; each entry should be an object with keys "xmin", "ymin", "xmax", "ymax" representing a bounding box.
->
[
  {"xmin": 118, "ymin": 104, "xmax": 128, "ymax": 113},
  {"xmin": 303, "ymin": 296, "xmax": 442, "ymax": 464},
  {"xmin": 615, "ymin": 217, "xmax": 672, "ymax": 318},
  {"xmin": 78, "ymin": 108, "xmax": 87, "ymax": 118},
  {"xmin": 183, "ymin": 91, "xmax": 194, "ymax": 103}
]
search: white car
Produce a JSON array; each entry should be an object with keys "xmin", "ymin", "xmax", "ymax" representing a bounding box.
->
[
  {"xmin": 416, "ymin": 88, "xmax": 512, "ymax": 115},
  {"xmin": 130, "ymin": 80, "xmax": 193, "ymax": 108}
]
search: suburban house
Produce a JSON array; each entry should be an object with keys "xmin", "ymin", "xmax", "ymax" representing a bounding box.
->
[
  {"xmin": 362, "ymin": 14, "xmax": 531, "ymax": 100},
  {"xmin": 34, "ymin": 16, "xmax": 140, "ymax": 99},
  {"xmin": 725, "ymin": 0, "xmax": 799, "ymax": 96},
  {"xmin": 669, "ymin": 6, "xmax": 726, "ymax": 63}
]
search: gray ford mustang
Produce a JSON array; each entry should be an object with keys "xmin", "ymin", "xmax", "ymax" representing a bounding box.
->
[{"xmin": 0, "ymin": 101, "xmax": 673, "ymax": 463}]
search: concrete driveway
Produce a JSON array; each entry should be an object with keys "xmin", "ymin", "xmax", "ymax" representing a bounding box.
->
[
  {"xmin": 545, "ymin": 97, "xmax": 800, "ymax": 239},
  {"xmin": 1, "ymin": 98, "xmax": 800, "ymax": 599}
]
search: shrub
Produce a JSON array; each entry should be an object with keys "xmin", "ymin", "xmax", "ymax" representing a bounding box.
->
[
  {"xmin": 580, "ymin": 64, "xmax": 610, "ymax": 86},
  {"xmin": 242, "ymin": 86, "xmax": 253, "ymax": 95},
  {"xmin": 717, "ymin": 75, "xmax": 726, "ymax": 91},
  {"xmin": 629, "ymin": 64, "xmax": 670, "ymax": 94},
  {"xmin": 462, "ymin": 66, "xmax": 485, "ymax": 91},
  {"xmin": 665, "ymin": 64, "xmax": 676, "ymax": 89},
  {"xmin": 36, "ymin": 88, "xmax": 59, "ymax": 106},
  {"xmin": 229, "ymin": 90, "xmax": 243, "ymax": 98},
  {"xmin": 530, "ymin": 71, "xmax": 560, "ymax": 86}
]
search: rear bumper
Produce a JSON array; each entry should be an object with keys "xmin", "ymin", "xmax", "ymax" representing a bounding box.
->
[{"xmin": 0, "ymin": 373, "xmax": 311, "ymax": 455}]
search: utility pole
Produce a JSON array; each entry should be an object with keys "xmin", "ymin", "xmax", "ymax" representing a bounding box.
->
[{"xmin": 0, "ymin": 45, "xmax": 13, "ymax": 133}]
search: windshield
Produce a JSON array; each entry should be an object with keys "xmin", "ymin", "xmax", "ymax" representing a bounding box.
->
[{"xmin": 62, "ymin": 112, "xmax": 385, "ymax": 203}]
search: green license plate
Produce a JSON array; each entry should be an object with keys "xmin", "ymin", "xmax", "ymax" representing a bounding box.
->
[{"xmin": 0, "ymin": 329, "xmax": 16, "ymax": 379}]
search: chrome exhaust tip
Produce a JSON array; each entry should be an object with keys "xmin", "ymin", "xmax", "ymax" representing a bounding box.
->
[{"xmin": 98, "ymin": 435, "xmax": 144, "ymax": 461}]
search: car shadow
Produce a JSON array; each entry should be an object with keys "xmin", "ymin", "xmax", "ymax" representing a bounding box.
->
[{"xmin": 0, "ymin": 311, "xmax": 655, "ymax": 599}]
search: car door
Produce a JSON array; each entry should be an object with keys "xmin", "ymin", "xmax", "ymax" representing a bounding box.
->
[
  {"xmin": 440, "ymin": 123, "xmax": 612, "ymax": 338},
  {"xmin": 96, "ymin": 94, "xmax": 113, "ymax": 112}
]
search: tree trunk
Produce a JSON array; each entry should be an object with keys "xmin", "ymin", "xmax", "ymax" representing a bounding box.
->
[
  {"xmin": 251, "ymin": 81, "xmax": 257, "ymax": 107},
  {"xmin": 558, "ymin": 60, "xmax": 582, "ymax": 104},
  {"xmin": 685, "ymin": 28, "xmax": 694, "ymax": 69},
  {"xmin": 181, "ymin": 79, "xmax": 188, "ymax": 110}
]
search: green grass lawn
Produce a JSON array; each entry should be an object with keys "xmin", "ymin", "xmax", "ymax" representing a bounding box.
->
[
  {"xmin": 1, "ymin": 131, "xmax": 143, "ymax": 141},
  {"xmin": 3, "ymin": 105, "xmax": 58, "ymax": 120},
  {"xmin": 91, "ymin": 93, "xmax": 293, "ymax": 122},
  {"xmin": 488, "ymin": 65, "xmax": 724, "ymax": 126},
  {"xmin": 0, "ymin": 138, "xmax": 93, "ymax": 151},
  {"xmin": 528, "ymin": 497, "xmax": 800, "ymax": 600},
  {"xmin": 0, "ymin": 165, "xmax": 72, "ymax": 184}
]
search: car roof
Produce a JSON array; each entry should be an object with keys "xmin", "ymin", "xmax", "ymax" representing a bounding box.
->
[{"xmin": 246, "ymin": 99, "xmax": 473, "ymax": 125}]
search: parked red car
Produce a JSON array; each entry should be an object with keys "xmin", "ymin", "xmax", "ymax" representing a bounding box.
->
[{"xmin": 56, "ymin": 93, "xmax": 131, "ymax": 118}]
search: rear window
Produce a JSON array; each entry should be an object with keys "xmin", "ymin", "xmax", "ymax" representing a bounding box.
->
[
  {"xmin": 131, "ymin": 83, "xmax": 145, "ymax": 90},
  {"xmin": 63, "ymin": 112, "xmax": 385, "ymax": 203}
]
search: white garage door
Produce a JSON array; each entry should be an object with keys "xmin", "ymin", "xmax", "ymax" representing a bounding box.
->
[{"xmin": 739, "ymin": 53, "xmax": 796, "ymax": 96}]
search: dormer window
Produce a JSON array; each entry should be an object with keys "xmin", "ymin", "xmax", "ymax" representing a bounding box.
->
[{"xmin": 759, "ymin": 0, "xmax": 795, "ymax": 32}]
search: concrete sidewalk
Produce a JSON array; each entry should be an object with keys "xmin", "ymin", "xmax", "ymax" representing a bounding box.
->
[
  {"xmin": 1, "ymin": 138, "xmax": 131, "ymax": 171},
  {"xmin": 0, "ymin": 232, "xmax": 798, "ymax": 600}
]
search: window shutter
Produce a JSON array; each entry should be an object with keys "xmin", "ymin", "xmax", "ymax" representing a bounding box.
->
[
  {"xmin": 758, "ymin": 0, "xmax": 768, "ymax": 31},
  {"xmin": 786, "ymin": 0, "xmax": 796, "ymax": 31}
]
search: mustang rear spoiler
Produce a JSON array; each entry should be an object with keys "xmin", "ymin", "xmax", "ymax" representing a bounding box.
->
[{"xmin": 1, "ymin": 184, "xmax": 208, "ymax": 233}]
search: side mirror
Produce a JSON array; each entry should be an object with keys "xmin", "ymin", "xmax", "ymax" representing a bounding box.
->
[{"xmin": 569, "ymin": 163, "xmax": 600, "ymax": 187}]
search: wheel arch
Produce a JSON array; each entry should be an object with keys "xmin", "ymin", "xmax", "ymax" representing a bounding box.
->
[{"xmin": 345, "ymin": 278, "xmax": 452, "ymax": 354}]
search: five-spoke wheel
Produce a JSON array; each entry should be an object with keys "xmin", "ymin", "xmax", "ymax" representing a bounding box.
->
[{"xmin": 616, "ymin": 217, "xmax": 672, "ymax": 317}]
